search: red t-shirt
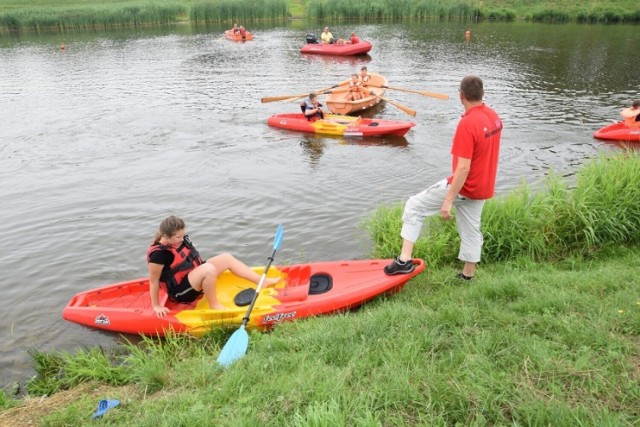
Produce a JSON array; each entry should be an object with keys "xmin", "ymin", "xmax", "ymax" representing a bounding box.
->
[
  {"xmin": 350, "ymin": 35, "xmax": 360, "ymax": 44},
  {"xmin": 448, "ymin": 104, "xmax": 502, "ymax": 199}
]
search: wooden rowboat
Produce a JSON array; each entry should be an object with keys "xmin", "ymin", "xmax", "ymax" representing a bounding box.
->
[
  {"xmin": 224, "ymin": 30, "xmax": 253, "ymax": 42},
  {"xmin": 325, "ymin": 73, "xmax": 387, "ymax": 115}
]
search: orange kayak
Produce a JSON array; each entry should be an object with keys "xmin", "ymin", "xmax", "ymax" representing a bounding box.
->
[
  {"xmin": 267, "ymin": 113, "xmax": 415, "ymax": 137},
  {"xmin": 224, "ymin": 30, "xmax": 253, "ymax": 41},
  {"xmin": 325, "ymin": 72, "xmax": 387, "ymax": 115},
  {"xmin": 62, "ymin": 259, "xmax": 425, "ymax": 337}
]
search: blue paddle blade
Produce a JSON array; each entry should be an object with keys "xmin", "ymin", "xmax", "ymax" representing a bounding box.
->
[
  {"xmin": 216, "ymin": 325, "xmax": 249, "ymax": 368},
  {"xmin": 273, "ymin": 224, "xmax": 284, "ymax": 251}
]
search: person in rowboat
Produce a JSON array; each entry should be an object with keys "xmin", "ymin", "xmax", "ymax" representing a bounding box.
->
[
  {"xmin": 349, "ymin": 32, "xmax": 360, "ymax": 44},
  {"xmin": 359, "ymin": 66, "xmax": 372, "ymax": 86},
  {"xmin": 346, "ymin": 73, "xmax": 364, "ymax": 101},
  {"xmin": 147, "ymin": 216, "xmax": 279, "ymax": 317},
  {"xmin": 621, "ymin": 100, "xmax": 640, "ymax": 128},
  {"xmin": 384, "ymin": 75, "xmax": 503, "ymax": 281}
]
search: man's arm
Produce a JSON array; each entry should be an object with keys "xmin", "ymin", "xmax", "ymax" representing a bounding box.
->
[{"xmin": 441, "ymin": 156, "xmax": 471, "ymax": 220}]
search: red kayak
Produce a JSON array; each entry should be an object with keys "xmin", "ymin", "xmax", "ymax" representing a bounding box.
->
[
  {"xmin": 301, "ymin": 41, "xmax": 372, "ymax": 56},
  {"xmin": 62, "ymin": 259, "xmax": 425, "ymax": 336},
  {"xmin": 267, "ymin": 113, "xmax": 415, "ymax": 137},
  {"xmin": 593, "ymin": 121, "xmax": 640, "ymax": 142}
]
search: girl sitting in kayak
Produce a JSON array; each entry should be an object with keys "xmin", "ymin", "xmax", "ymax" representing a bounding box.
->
[{"xmin": 147, "ymin": 216, "xmax": 279, "ymax": 317}]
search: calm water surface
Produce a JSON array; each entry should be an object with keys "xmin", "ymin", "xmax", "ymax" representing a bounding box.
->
[{"xmin": 1, "ymin": 21, "xmax": 638, "ymax": 385}]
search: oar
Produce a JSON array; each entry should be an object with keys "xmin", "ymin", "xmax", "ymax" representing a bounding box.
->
[
  {"xmin": 369, "ymin": 84, "xmax": 449, "ymax": 100},
  {"xmin": 216, "ymin": 224, "xmax": 284, "ymax": 368},
  {"xmin": 261, "ymin": 81, "xmax": 349, "ymax": 103},
  {"xmin": 371, "ymin": 93, "xmax": 417, "ymax": 117},
  {"xmin": 280, "ymin": 88, "xmax": 350, "ymax": 103}
]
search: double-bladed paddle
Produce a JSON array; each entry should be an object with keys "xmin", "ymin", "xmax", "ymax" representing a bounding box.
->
[{"xmin": 216, "ymin": 224, "xmax": 284, "ymax": 368}]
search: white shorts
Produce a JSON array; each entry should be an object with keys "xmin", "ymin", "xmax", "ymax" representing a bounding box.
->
[{"xmin": 401, "ymin": 179, "xmax": 485, "ymax": 263}]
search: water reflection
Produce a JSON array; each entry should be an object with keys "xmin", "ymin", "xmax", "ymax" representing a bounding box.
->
[{"xmin": 301, "ymin": 53, "xmax": 373, "ymax": 66}]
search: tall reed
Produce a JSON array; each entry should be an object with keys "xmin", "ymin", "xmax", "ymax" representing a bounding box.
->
[
  {"xmin": 190, "ymin": 0, "xmax": 288, "ymax": 24},
  {"xmin": 0, "ymin": 2, "xmax": 187, "ymax": 31},
  {"xmin": 366, "ymin": 152, "xmax": 640, "ymax": 266},
  {"xmin": 306, "ymin": 0, "xmax": 513, "ymax": 21}
]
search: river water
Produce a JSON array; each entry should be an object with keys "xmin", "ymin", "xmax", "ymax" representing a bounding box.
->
[{"xmin": 0, "ymin": 20, "xmax": 638, "ymax": 386}]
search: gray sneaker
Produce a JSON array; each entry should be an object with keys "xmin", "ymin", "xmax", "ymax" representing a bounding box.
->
[{"xmin": 384, "ymin": 258, "xmax": 415, "ymax": 275}]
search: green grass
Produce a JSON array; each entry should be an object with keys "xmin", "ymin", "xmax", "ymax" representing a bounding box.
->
[
  {"xmin": 5, "ymin": 250, "xmax": 640, "ymax": 425},
  {"xmin": 3, "ymin": 152, "xmax": 640, "ymax": 425}
]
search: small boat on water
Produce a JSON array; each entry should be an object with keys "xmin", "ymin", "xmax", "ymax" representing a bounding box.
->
[
  {"xmin": 326, "ymin": 72, "xmax": 387, "ymax": 115},
  {"xmin": 300, "ymin": 41, "xmax": 372, "ymax": 56},
  {"xmin": 224, "ymin": 29, "xmax": 253, "ymax": 42},
  {"xmin": 593, "ymin": 121, "xmax": 640, "ymax": 142},
  {"xmin": 63, "ymin": 259, "xmax": 425, "ymax": 337},
  {"xmin": 267, "ymin": 113, "xmax": 415, "ymax": 137}
]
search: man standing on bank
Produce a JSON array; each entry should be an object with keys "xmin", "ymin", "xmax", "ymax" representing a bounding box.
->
[{"xmin": 384, "ymin": 75, "xmax": 503, "ymax": 281}]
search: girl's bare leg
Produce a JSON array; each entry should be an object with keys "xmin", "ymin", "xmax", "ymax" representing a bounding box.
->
[{"xmin": 207, "ymin": 253, "xmax": 279, "ymax": 287}]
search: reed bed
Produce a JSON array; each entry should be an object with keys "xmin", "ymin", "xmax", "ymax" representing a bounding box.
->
[
  {"xmin": 306, "ymin": 0, "xmax": 509, "ymax": 22},
  {"xmin": 366, "ymin": 151, "xmax": 640, "ymax": 266},
  {"xmin": 190, "ymin": 0, "xmax": 289, "ymax": 24},
  {"xmin": 0, "ymin": 2, "xmax": 186, "ymax": 31},
  {"xmin": 305, "ymin": 0, "xmax": 639, "ymax": 23}
]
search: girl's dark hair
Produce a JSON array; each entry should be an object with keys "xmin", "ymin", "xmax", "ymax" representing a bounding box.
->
[{"xmin": 154, "ymin": 215, "xmax": 185, "ymax": 243}]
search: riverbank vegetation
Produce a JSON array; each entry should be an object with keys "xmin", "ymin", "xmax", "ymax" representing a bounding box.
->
[
  {"xmin": 1, "ymin": 0, "xmax": 638, "ymax": 32},
  {"xmin": 1, "ymin": 152, "xmax": 639, "ymax": 425},
  {"xmin": 308, "ymin": 0, "xmax": 640, "ymax": 23}
]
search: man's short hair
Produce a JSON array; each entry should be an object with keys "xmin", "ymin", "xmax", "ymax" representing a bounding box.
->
[{"xmin": 460, "ymin": 75, "xmax": 484, "ymax": 102}]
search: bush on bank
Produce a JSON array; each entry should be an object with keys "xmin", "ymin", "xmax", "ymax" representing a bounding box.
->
[{"xmin": 367, "ymin": 151, "xmax": 640, "ymax": 265}]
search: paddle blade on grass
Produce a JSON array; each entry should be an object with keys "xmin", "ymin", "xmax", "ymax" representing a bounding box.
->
[{"xmin": 216, "ymin": 326, "xmax": 248, "ymax": 367}]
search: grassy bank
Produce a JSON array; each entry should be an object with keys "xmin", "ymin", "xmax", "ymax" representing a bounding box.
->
[
  {"xmin": 1, "ymin": 152, "xmax": 640, "ymax": 425},
  {"xmin": 1, "ymin": 0, "xmax": 639, "ymax": 31}
]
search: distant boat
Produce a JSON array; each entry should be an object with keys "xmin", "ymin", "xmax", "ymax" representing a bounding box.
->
[
  {"xmin": 300, "ymin": 40, "xmax": 372, "ymax": 56},
  {"xmin": 224, "ymin": 29, "xmax": 253, "ymax": 42}
]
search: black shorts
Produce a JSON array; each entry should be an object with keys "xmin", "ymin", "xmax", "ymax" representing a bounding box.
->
[{"xmin": 169, "ymin": 276, "xmax": 203, "ymax": 303}]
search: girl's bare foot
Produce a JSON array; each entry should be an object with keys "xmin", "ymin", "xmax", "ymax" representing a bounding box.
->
[{"xmin": 211, "ymin": 303, "xmax": 227, "ymax": 310}]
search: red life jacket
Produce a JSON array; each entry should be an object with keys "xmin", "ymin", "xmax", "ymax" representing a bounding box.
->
[
  {"xmin": 239, "ymin": 27, "xmax": 246, "ymax": 35},
  {"xmin": 147, "ymin": 236, "xmax": 203, "ymax": 294}
]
